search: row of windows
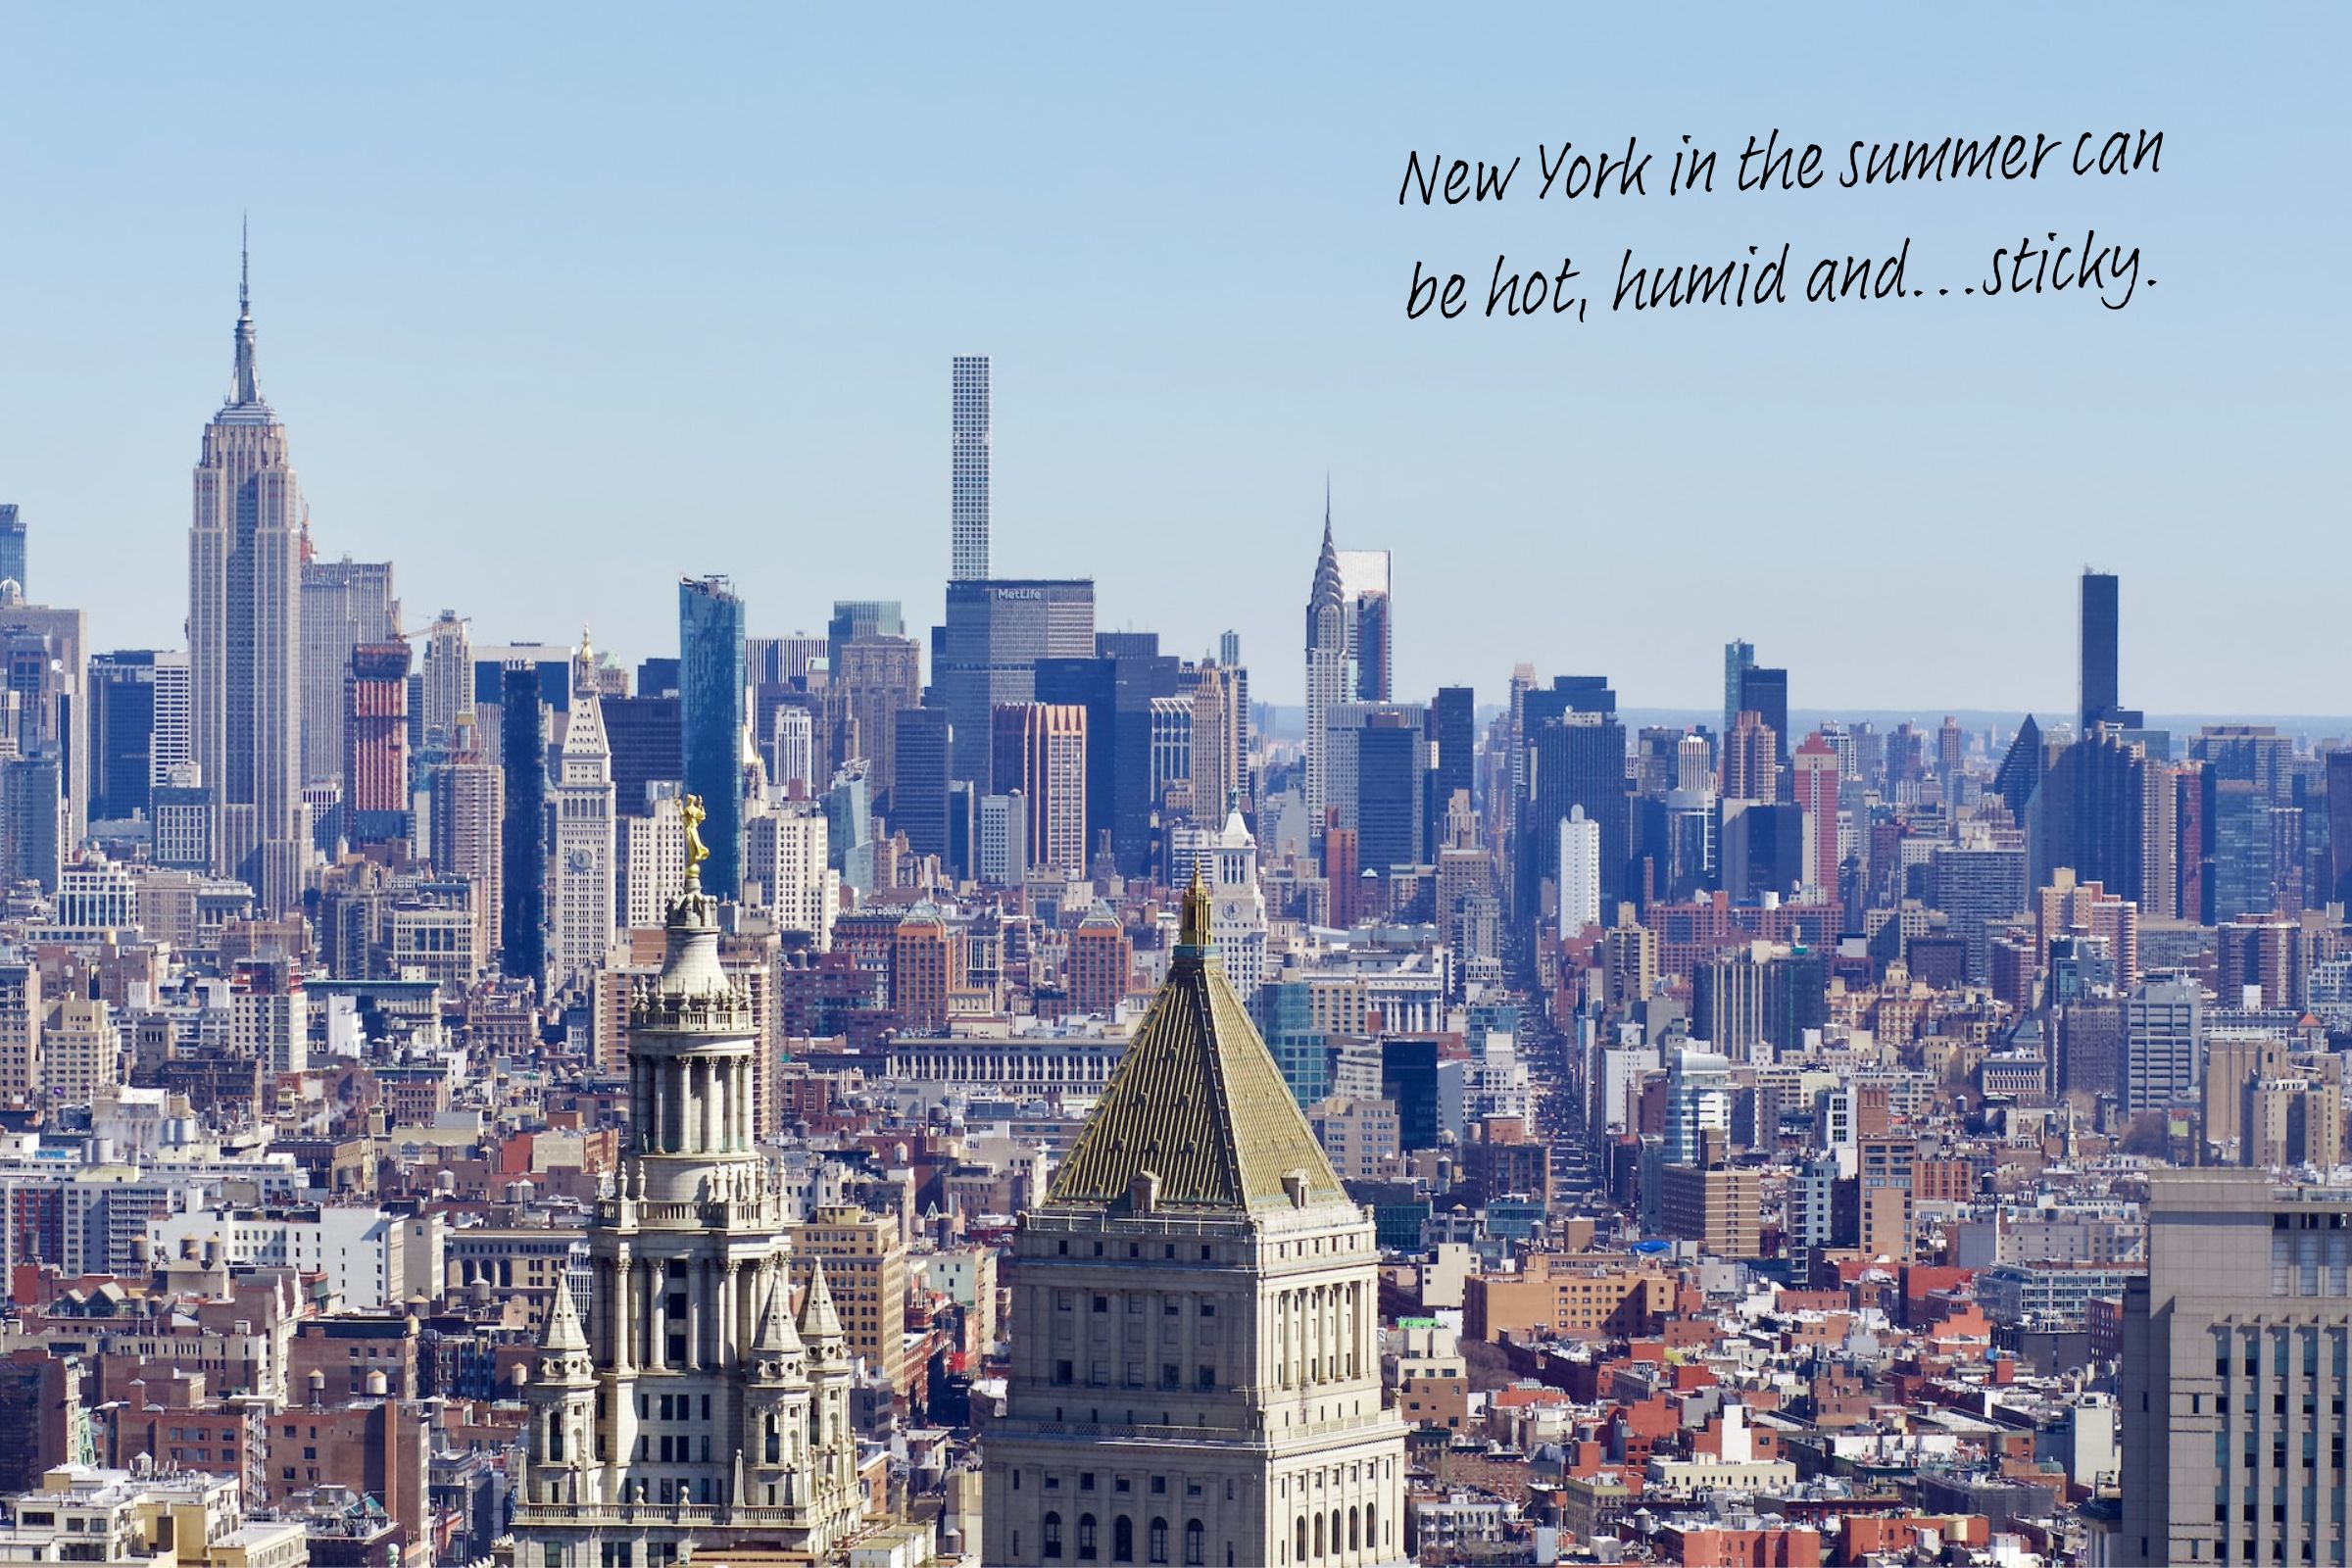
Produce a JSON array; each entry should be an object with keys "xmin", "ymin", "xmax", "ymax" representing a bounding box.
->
[
  {"xmin": 1058, "ymin": 1293, "xmax": 1217, "ymax": 1317},
  {"xmin": 1053, "ymin": 1359, "xmax": 1215, "ymax": 1391},
  {"xmin": 1032, "ymin": 1514, "xmax": 1202, "ymax": 1565}
]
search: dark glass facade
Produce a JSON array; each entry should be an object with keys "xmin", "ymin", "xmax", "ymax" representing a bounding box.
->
[
  {"xmin": 500, "ymin": 663, "xmax": 546, "ymax": 985},
  {"xmin": 678, "ymin": 576, "xmax": 747, "ymax": 897},
  {"xmin": 88, "ymin": 650, "xmax": 158, "ymax": 822}
]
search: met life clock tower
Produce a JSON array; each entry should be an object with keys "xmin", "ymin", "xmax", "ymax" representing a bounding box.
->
[{"xmin": 549, "ymin": 630, "xmax": 618, "ymax": 998}]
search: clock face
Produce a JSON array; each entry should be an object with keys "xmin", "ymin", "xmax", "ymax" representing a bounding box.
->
[
  {"xmin": 566, "ymin": 848, "xmax": 594, "ymax": 872},
  {"xmin": 1224, "ymin": 902, "xmax": 1240, "ymax": 919}
]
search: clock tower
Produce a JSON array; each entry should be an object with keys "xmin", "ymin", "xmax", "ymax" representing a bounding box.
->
[{"xmin": 550, "ymin": 629, "xmax": 618, "ymax": 997}]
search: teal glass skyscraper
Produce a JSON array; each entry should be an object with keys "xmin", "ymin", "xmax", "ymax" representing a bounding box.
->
[
  {"xmin": 679, "ymin": 575, "xmax": 747, "ymax": 898},
  {"xmin": 0, "ymin": 505, "xmax": 23, "ymax": 593}
]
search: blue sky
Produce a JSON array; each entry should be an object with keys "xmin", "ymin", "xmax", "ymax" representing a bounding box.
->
[{"xmin": 0, "ymin": 5, "xmax": 2343, "ymax": 713}]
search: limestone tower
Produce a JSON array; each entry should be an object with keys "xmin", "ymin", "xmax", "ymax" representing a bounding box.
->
[
  {"xmin": 982, "ymin": 866, "xmax": 1408, "ymax": 1567},
  {"xmin": 508, "ymin": 825, "xmax": 861, "ymax": 1564}
]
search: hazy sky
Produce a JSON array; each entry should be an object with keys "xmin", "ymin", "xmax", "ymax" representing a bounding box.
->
[{"xmin": 1, "ymin": 6, "xmax": 2343, "ymax": 712}]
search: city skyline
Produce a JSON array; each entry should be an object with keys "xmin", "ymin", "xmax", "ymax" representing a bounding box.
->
[
  {"xmin": 14, "ymin": 251, "xmax": 2344, "ymax": 730},
  {"xmin": 2, "ymin": 7, "xmax": 2344, "ymax": 712}
]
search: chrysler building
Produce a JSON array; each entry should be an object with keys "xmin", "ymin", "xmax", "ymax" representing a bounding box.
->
[
  {"xmin": 982, "ymin": 868, "xmax": 1407, "ymax": 1567},
  {"xmin": 508, "ymin": 820, "xmax": 863, "ymax": 1564}
]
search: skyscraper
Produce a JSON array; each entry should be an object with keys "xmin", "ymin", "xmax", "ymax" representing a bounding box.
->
[
  {"xmin": 2121, "ymin": 1172, "xmax": 2352, "ymax": 1566},
  {"xmin": 951, "ymin": 355, "xmax": 990, "ymax": 581},
  {"xmin": 548, "ymin": 636, "xmax": 617, "ymax": 996},
  {"xmin": 1991, "ymin": 714, "xmax": 2045, "ymax": 811},
  {"xmin": 0, "ymin": 592, "xmax": 87, "ymax": 848},
  {"xmin": 1559, "ymin": 805, "xmax": 1600, "ymax": 938},
  {"xmin": 500, "ymin": 665, "xmax": 548, "ymax": 987},
  {"xmin": 744, "ymin": 800, "xmax": 834, "ymax": 949},
  {"xmin": 830, "ymin": 631, "xmax": 920, "ymax": 819},
  {"xmin": 428, "ymin": 713, "xmax": 503, "ymax": 963},
  {"xmin": 983, "ymin": 872, "xmax": 1407, "ymax": 1567},
  {"xmin": 189, "ymin": 236, "xmax": 303, "ymax": 906},
  {"xmin": 1722, "ymin": 710, "xmax": 1779, "ymax": 804},
  {"xmin": 419, "ymin": 611, "xmax": 470, "ymax": 756},
  {"xmin": 1303, "ymin": 505, "xmax": 1348, "ymax": 831},
  {"xmin": 891, "ymin": 707, "xmax": 953, "ymax": 866},
  {"xmin": 341, "ymin": 642, "xmax": 412, "ymax": 845},
  {"xmin": 1740, "ymin": 666, "xmax": 1789, "ymax": 771},
  {"xmin": 1520, "ymin": 708, "xmax": 1628, "ymax": 924},
  {"xmin": 824, "ymin": 599, "xmax": 904, "ymax": 667},
  {"xmin": 1429, "ymin": 684, "xmax": 1476, "ymax": 848},
  {"xmin": 0, "ymin": 506, "xmax": 23, "ymax": 594},
  {"xmin": 936, "ymin": 578, "xmax": 1095, "ymax": 789},
  {"xmin": 2030, "ymin": 727, "xmax": 2154, "ymax": 899},
  {"xmin": 1187, "ymin": 661, "xmax": 1244, "ymax": 829},
  {"xmin": 991, "ymin": 701, "xmax": 1088, "ymax": 874},
  {"xmin": 770, "ymin": 706, "xmax": 814, "ymax": 799},
  {"xmin": 1722, "ymin": 639, "xmax": 1754, "ymax": 740},
  {"xmin": 87, "ymin": 652, "xmax": 162, "ymax": 824},
  {"xmin": 2080, "ymin": 568, "xmax": 2121, "ymax": 731},
  {"xmin": 2122, "ymin": 973, "xmax": 2203, "ymax": 1113},
  {"xmin": 1034, "ymin": 640, "xmax": 1179, "ymax": 879},
  {"xmin": 678, "ymin": 576, "xmax": 747, "ymax": 898},
  {"xmin": 1353, "ymin": 708, "xmax": 1428, "ymax": 874},
  {"xmin": 1790, "ymin": 732, "xmax": 1840, "ymax": 900},
  {"xmin": 299, "ymin": 556, "xmax": 398, "ymax": 788},
  {"xmin": 1336, "ymin": 545, "xmax": 1393, "ymax": 703}
]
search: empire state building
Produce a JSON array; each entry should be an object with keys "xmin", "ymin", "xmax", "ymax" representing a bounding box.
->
[
  {"xmin": 506, "ymin": 813, "xmax": 864, "ymax": 1566},
  {"xmin": 189, "ymin": 237, "xmax": 303, "ymax": 910}
]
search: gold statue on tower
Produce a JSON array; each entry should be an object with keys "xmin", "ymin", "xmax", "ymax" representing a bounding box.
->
[{"xmin": 681, "ymin": 793, "xmax": 710, "ymax": 886}]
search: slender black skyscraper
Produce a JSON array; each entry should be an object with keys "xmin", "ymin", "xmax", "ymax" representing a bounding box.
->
[
  {"xmin": 2081, "ymin": 569, "xmax": 2121, "ymax": 730},
  {"xmin": 500, "ymin": 664, "xmax": 548, "ymax": 987},
  {"xmin": 1742, "ymin": 666, "xmax": 1790, "ymax": 771}
]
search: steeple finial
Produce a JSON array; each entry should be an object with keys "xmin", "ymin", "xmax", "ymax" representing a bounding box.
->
[
  {"xmin": 230, "ymin": 217, "xmax": 260, "ymax": 406},
  {"xmin": 798, "ymin": 1256, "xmax": 845, "ymax": 1345},
  {"xmin": 1177, "ymin": 858, "xmax": 1213, "ymax": 955},
  {"xmin": 539, "ymin": 1279, "xmax": 589, "ymax": 1354}
]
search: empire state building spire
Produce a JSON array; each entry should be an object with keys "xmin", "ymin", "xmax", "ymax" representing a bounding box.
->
[{"xmin": 230, "ymin": 217, "xmax": 263, "ymax": 408}]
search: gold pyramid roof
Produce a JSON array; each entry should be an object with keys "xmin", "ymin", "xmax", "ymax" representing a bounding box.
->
[{"xmin": 1048, "ymin": 868, "xmax": 1348, "ymax": 1214}]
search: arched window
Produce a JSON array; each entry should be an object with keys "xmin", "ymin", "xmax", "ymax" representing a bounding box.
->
[
  {"xmin": 1313, "ymin": 1514, "xmax": 1325, "ymax": 1557},
  {"xmin": 1044, "ymin": 1512, "xmax": 1063, "ymax": 1560},
  {"xmin": 1183, "ymin": 1520, "xmax": 1204, "ymax": 1567},
  {"xmin": 546, "ymin": 1411, "xmax": 564, "ymax": 1461},
  {"xmin": 1329, "ymin": 1511, "xmax": 1341, "ymax": 1558},
  {"xmin": 763, "ymin": 1413, "xmax": 780, "ymax": 1465},
  {"xmin": 1365, "ymin": 1503, "xmax": 1377, "ymax": 1547},
  {"xmin": 1348, "ymin": 1508, "xmax": 1359, "ymax": 1552},
  {"xmin": 1295, "ymin": 1519, "xmax": 1306, "ymax": 1561},
  {"xmin": 1078, "ymin": 1514, "xmax": 1098, "ymax": 1561},
  {"xmin": 1113, "ymin": 1516, "xmax": 1134, "ymax": 1563},
  {"xmin": 1150, "ymin": 1517, "xmax": 1170, "ymax": 1564}
]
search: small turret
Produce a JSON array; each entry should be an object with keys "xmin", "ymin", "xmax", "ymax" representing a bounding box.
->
[
  {"xmin": 535, "ymin": 1282, "xmax": 595, "ymax": 1387},
  {"xmin": 749, "ymin": 1277, "xmax": 807, "ymax": 1382},
  {"xmin": 798, "ymin": 1256, "xmax": 846, "ymax": 1352}
]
